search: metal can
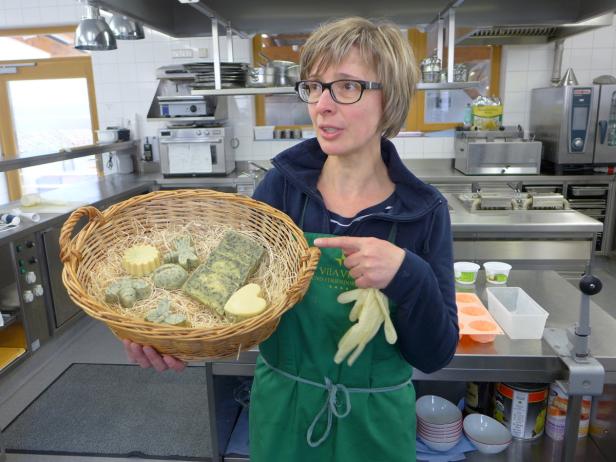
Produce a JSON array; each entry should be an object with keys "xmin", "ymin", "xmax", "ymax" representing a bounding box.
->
[
  {"xmin": 465, "ymin": 382, "xmax": 494, "ymax": 416},
  {"xmin": 493, "ymin": 382, "xmax": 549, "ymax": 440},
  {"xmin": 589, "ymin": 384, "xmax": 616, "ymax": 438},
  {"xmin": 545, "ymin": 380, "xmax": 591, "ymax": 441}
]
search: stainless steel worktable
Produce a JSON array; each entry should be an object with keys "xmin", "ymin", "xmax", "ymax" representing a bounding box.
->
[
  {"xmin": 249, "ymin": 158, "xmax": 616, "ymax": 185},
  {"xmin": 210, "ymin": 270, "xmax": 616, "ymax": 384},
  {"xmin": 0, "ymin": 175, "xmax": 155, "ymax": 248},
  {"xmin": 445, "ymin": 193, "xmax": 602, "ymax": 234},
  {"xmin": 403, "ymin": 159, "xmax": 616, "ymax": 185}
]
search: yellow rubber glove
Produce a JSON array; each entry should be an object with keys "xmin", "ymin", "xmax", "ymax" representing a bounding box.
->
[{"xmin": 334, "ymin": 288, "xmax": 397, "ymax": 366}]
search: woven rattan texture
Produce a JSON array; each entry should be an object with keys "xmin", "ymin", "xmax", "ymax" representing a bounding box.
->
[{"xmin": 60, "ymin": 189, "xmax": 320, "ymax": 361}]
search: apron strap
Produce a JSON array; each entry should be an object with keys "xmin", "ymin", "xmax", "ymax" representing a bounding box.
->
[{"xmin": 260, "ymin": 355, "xmax": 412, "ymax": 448}]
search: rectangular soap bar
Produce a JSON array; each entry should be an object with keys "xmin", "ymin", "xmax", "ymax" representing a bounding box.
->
[{"xmin": 183, "ymin": 230, "xmax": 265, "ymax": 314}]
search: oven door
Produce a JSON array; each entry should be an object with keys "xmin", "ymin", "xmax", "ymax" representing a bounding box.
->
[
  {"xmin": 160, "ymin": 139, "xmax": 226, "ymax": 176},
  {"xmin": 595, "ymin": 84, "xmax": 616, "ymax": 164}
]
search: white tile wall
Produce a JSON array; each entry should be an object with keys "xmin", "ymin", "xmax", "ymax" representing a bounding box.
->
[
  {"xmin": 1, "ymin": 3, "xmax": 615, "ymax": 161},
  {"xmin": 501, "ymin": 15, "xmax": 616, "ymax": 131}
]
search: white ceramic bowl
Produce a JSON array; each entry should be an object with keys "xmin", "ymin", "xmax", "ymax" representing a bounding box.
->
[
  {"xmin": 416, "ymin": 395, "xmax": 462, "ymax": 426},
  {"xmin": 483, "ymin": 261, "xmax": 512, "ymax": 285},
  {"xmin": 454, "ymin": 261, "xmax": 480, "ymax": 285},
  {"xmin": 419, "ymin": 434, "xmax": 461, "ymax": 452},
  {"xmin": 97, "ymin": 129, "xmax": 119, "ymax": 143},
  {"xmin": 463, "ymin": 414, "xmax": 512, "ymax": 455}
]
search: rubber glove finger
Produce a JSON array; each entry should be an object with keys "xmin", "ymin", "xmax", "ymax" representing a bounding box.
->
[
  {"xmin": 337, "ymin": 288, "xmax": 363, "ymax": 304},
  {"xmin": 347, "ymin": 341, "xmax": 368, "ymax": 367},
  {"xmin": 349, "ymin": 289, "xmax": 369, "ymax": 321},
  {"xmin": 335, "ymin": 325, "xmax": 363, "ymax": 364},
  {"xmin": 375, "ymin": 290, "xmax": 397, "ymax": 344}
]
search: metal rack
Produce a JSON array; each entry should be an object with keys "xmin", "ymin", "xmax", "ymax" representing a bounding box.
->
[{"xmin": 0, "ymin": 140, "xmax": 137, "ymax": 173}]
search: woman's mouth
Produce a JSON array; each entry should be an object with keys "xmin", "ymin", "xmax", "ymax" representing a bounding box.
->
[{"xmin": 319, "ymin": 126, "xmax": 342, "ymax": 140}]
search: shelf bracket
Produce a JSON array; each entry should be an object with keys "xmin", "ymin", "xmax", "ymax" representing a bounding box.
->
[
  {"xmin": 428, "ymin": 0, "xmax": 464, "ymax": 83},
  {"xmin": 211, "ymin": 18, "xmax": 221, "ymax": 90}
]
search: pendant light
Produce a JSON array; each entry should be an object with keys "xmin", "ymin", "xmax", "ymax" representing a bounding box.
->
[
  {"xmin": 109, "ymin": 15, "xmax": 145, "ymax": 40},
  {"xmin": 74, "ymin": 4, "xmax": 117, "ymax": 51}
]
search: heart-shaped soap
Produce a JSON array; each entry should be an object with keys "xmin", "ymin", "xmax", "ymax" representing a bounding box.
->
[{"xmin": 224, "ymin": 283, "xmax": 267, "ymax": 321}]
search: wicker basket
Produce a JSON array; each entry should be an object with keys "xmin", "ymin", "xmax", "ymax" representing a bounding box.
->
[{"xmin": 60, "ymin": 189, "xmax": 320, "ymax": 361}]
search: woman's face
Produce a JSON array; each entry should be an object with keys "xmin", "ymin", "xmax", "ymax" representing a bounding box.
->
[{"xmin": 307, "ymin": 48, "xmax": 383, "ymax": 158}]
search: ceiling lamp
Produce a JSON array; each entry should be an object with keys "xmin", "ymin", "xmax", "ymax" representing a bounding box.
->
[
  {"xmin": 74, "ymin": 4, "xmax": 117, "ymax": 51},
  {"xmin": 109, "ymin": 15, "xmax": 145, "ymax": 40}
]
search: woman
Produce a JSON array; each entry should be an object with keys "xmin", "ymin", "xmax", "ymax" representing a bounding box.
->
[{"xmin": 125, "ymin": 17, "xmax": 458, "ymax": 461}]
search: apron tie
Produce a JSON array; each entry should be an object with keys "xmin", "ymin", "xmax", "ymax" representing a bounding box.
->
[
  {"xmin": 306, "ymin": 377, "xmax": 352, "ymax": 447},
  {"xmin": 260, "ymin": 355, "xmax": 412, "ymax": 448}
]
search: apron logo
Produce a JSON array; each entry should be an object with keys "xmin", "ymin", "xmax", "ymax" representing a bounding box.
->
[
  {"xmin": 335, "ymin": 251, "xmax": 345, "ymax": 267},
  {"xmin": 315, "ymin": 249, "xmax": 355, "ymax": 290}
]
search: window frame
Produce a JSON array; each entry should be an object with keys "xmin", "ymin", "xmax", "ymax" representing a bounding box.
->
[
  {"xmin": 406, "ymin": 28, "xmax": 502, "ymax": 132},
  {"xmin": 0, "ymin": 26, "xmax": 100, "ymax": 201}
]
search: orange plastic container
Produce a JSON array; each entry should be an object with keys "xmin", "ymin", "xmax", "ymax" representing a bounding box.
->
[{"xmin": 456, "ymin": 292, "xmax": 503, "ymax": 343}]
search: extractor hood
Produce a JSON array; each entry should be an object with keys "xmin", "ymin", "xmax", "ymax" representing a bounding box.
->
[
  {"xmin": 456, "ymin": 12, "xmax": 614, "ymax": 45},
  {"xmin": 89, "ymin": 0, "xmax": 616, "ymax": 38}
]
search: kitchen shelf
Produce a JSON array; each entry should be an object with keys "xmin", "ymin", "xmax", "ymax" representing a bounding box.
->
[
  {"xmin": 146, "ymin": 116, "xmax": 223, "ymax": 123},
  {"xmin": 417, "ymin": 81, "xmax": 481, "ymax": 90},
  {"xmin": 0, "ymin": 347, "xmax": 26, "ymax": 371},
  {"xmin": 191, "ymin": 82, "xmax": 482, "ymax": 97},
  {"xmin": 191, "ymin": 86, "xmax": 296, "ymax": 96},
  {"xmin": 0, "ymin": 141, "xmax": 137, "ymax": 173},
  {"xmin": 0, "ymin": 313, "xmax": 18, "ymax": 331}
]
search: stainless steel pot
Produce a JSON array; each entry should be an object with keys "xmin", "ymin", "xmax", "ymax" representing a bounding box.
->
[
  {"xmin": 285, "ymin": 65, "xmax": 300, "ymax": 85},
  {"xmin": 246, "ymin": 66, "xmax": 275, "ymax": 87},
  {"xmin": 268, "ymin": 60, "xmax": 296, "ymax": 86}
]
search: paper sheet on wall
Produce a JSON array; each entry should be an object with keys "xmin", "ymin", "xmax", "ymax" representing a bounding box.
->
[{"xmin": 168, "ymin": 144, "xmax": 212, "ymax": 174}]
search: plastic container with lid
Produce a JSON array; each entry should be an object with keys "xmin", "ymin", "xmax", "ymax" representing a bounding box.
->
[
  {"xmin": 483, "ymin": 261, "xmax": 512, "ymax": 284},
  {"xmin": 454, "ymin": 261, "xmax": 480, "ymax": 285},
  {"xmin": 486, "ymin": 287, "xmax": 548, "ymax": 339}
]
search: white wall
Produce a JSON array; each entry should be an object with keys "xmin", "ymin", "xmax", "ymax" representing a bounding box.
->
[
  {"xmin": 500, "ymin": 19, "xmax": 616, "ymax": 129},
  {"xmin": 1, "ymin": 1, "xmax": 615, "ymax": 161}
]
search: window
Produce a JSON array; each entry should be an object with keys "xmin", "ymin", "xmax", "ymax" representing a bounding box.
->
[
  {"xmin": 253, "ymin": 33, "xmax": 309, "ymax": 127},
  {"xmin": 407, "ymin": 29, "xmax": 502, "ymax": 132},
  {"xmin": 0, "ymin": 27, "xmax": 99, "ymax": 201}
]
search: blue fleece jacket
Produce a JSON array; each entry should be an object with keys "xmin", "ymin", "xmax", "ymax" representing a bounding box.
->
[{"xmin": 253, "ymin": 137, "xmax": 458, "ymax": 374}]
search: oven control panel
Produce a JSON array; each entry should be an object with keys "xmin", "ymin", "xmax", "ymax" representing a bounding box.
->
[{"xmin": 12, "ymin": 234, "xmax": 49, "ymax": 348}]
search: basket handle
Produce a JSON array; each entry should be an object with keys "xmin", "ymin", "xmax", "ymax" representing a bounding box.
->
[
  {"xmin": 302, "ymin": 246, "xmax": 321, "ymax": 268},
  {"xmin": 59, "ymin": 206, "xmax": 104, "ymax": 263}
]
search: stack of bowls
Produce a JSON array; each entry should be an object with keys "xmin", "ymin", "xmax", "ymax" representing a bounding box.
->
[{"xmin": 416, "ymin": 395, "xmax": 463, "ymax": 451}]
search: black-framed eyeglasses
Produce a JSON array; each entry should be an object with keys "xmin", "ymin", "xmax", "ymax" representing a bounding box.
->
[{"xmin": 295, "ymin": 79, "xmax": 383, "ymax": 104}]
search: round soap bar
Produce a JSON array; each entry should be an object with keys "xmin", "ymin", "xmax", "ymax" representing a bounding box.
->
[{"xmin": 122, "ymin": 245, "xmax": 161, "ymax": 276}]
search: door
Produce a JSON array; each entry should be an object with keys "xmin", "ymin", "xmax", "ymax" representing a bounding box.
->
[
  {"xmin": 41, "ymin": 227, "xmax": 81, "ymax": 330},
  {"xmin": 595, "ymin": 84, "xmax": 616, "ymax": 164}
]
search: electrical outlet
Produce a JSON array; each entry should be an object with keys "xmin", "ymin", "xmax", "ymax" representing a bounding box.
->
[
  {"xmin": 172, "ymin": 48, "xmax": 194, "ymax": 59},
  {"xmin": 198, "ymin": 47, "xmax": 208, "ymax": 58}
]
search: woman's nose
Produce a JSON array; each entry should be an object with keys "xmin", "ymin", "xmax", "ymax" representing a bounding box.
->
[{"xmin": 315, "ymin": 87, "xmax": 336, "ymax": 112}]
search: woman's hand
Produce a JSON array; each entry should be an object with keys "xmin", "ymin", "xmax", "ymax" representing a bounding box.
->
[
  {"xmin": 122, "ymin": 339, "xmax": 187, "ymax": 372},
  {"xmin": 314, "ymin": 236, "xmax": 405, "ymax": 289}
]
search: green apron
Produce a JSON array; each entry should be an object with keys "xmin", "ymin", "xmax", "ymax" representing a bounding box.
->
[{"xmin": 249, "ymin": 206, "xmax": 416, "ymax": 461}]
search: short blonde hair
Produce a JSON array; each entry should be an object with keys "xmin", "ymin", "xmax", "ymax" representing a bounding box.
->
[{"xmin": 300, "ymin": 17, "xmax": 420, "ymax": 139}]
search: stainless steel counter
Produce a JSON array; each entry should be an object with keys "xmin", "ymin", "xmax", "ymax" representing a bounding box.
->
[
  {"xmin": 210, "ymin": 270, "xmax": 616, "ymax": 384},
  {"xmin": 404, "ymin": 159, "xmax": 616, "ymax": 185},
  {"xmin": 446, "ymin": 193, "xmax": 602, "ymax": 234},
  {"xmin": 0, "ymin": 165, "xmax": 603, "ymax": 269},
  {"xmin": 249, "ymin": 158, "xmax": 616, "ymax": 185},
  {"xmin": 0, "ymin": 175, "xmax": 154, "ymax": 247}
]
